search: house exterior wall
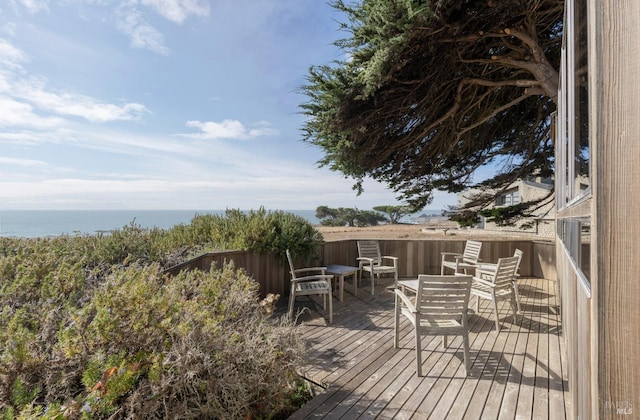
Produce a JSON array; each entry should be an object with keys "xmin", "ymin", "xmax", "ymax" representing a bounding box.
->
[
  {"xmin": 557, "ymin": 1, "xmax": 640, "ymax": 418},
  {"xmin": 457, "ymin": 179, "xmax": 555, "ymax": 237}
]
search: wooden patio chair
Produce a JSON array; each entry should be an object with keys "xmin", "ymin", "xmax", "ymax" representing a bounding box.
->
[
  {"xmin": 394, "ymin": 274, "xmax": 473, "ymax": 377},
  {"xmin": 356, "ymin": 240, "xmax": 399, "ymax": 295},
  {"xmin": 441, "ymin": 240, "xmax": 482, "ymax": 275},
  {"xmin": 286, "ymin": 249, "xmax": 334, "ymax": 324},
  {"xmin": 471, "ymin": 255, "xmax": 520, "ymax": 331},
  {"xmin": 475, "ymin": 249, "xmax": 524, "ymax": 313}
]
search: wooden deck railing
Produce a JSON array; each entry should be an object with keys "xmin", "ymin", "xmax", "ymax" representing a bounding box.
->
[{"xmin": 164, "ymin": 239, "xmax": 556, "ymax": 297}]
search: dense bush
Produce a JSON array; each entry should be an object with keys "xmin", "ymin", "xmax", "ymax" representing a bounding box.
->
[
  {"xmin": 0, "ymin": 210, "xmax": 320, "ymax": 419},
  {"xmin": 164, "ymin": 208, "xmax": 324, "ymax": 264}
]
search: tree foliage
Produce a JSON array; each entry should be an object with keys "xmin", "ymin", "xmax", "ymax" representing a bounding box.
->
[
  {"xmin": 301, "ymin": 0, "xmax": 562, "ymax": 217},
  {"xmin": 316, "ymin": 206, "xmax": 387, "ymax": 227},
  {"xmin": 372, "ymin": 205, "xmax": 418, "ymax": 224}
]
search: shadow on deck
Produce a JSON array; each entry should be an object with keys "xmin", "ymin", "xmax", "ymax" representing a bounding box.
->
[{"xmin": 277, "ymin": 276, "xmax": 569, "ymax": 420}]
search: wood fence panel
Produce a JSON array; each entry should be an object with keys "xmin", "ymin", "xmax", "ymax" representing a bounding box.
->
[{"xmin": 164, "ymin": 239, "xmax": 556, "ymax": 298}]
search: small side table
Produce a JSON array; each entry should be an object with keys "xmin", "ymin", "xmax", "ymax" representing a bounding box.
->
[
  {"xmin": 397, "ymin": 278, "xmax": 418, "ymax": 294},
  {"xmin": 326, "ymin": 264, "xmax": 359, "ymax": 302}
]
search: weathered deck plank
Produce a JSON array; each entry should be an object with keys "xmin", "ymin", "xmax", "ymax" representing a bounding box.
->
[{"xmin": 285, "ymin": 276, "xmax": 568, "ymax": 420}]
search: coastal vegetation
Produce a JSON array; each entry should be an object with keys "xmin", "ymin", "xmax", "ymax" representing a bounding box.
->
[{"xmin": 0, "ymin": 209, "xmax": 321, "ymax": 419}]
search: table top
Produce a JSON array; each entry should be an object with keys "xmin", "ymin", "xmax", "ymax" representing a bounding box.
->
[
  {"xmin": 326, "ymin": 264, "xmax": 359, "ymax": 275},
  {"xmin": 397, "ymin": 279, "xmax": 418, "ymax": 292}
]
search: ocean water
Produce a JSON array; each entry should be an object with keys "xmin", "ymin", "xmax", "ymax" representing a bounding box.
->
[{"xmin": 0, "ymin": 210, "xmax": 320, "ymax": 238}]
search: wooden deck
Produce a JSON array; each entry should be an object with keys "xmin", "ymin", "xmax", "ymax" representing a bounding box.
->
[{"xmin": 282, "ymin": 276, "xmax": 569, "ymax": 419}]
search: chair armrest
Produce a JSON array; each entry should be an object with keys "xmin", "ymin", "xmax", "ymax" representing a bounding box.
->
[
  {"xmin": 441, "ymin": 252, "xmax": 462, "ymax": 263},
  {"xmin": 293, "ymin": 267, "xmax": 327, "ymax": 276},
  {"xmin": 382, "ymin": 256, "xmax": 399, "ymax": 266},
  {"xmin": 291, "ymin": 274, "xmax": 334, "ymax": 284},
  {"xmin": 441, "ymin": 252, "xmax": 463, "ymax": 257},
  {"xmin": 475, "ymin": 263, "xmax": 497, "ymax": 272},
  {"xmin": 394, "ymin": 288, "xmax": 416, "ymax": 313},
  {"xmin": 357, "ymin": 257, "xmax": 375, "ymax": 267}
]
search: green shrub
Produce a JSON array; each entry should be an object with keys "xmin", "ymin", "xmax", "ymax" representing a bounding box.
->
[
  {"xmin": 163, "ymin": 208, "xmax": 323, "ymax": 265},
  {"xmin": 1, "ymin": 257, "xmax": 308, "ymax": 419},
  {"xmin": 0, "ymin": 212, "xmax": 321, "ymax": 418}
]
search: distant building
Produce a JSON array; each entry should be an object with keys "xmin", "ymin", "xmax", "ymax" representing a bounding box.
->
[{"xmin": 457, "ymin": 176, "xmax": 555, "ymax": 236}]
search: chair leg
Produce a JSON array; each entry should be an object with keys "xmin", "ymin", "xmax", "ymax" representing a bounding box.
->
[
  {"xmin": 513, "ymin": 281, "xmax": 522, "ymax": 313},
  {"xmin": 370, "ymin": 270, "xmax": 375, "ymax": 295},
  {"xmin": 394, "ymin": 295, "xmax": 400, "ymax": 348},
  {"xmin": 442, "ymin": 335, "xmax": 448, "ymax": 349},
  {"xmin": 491, "ymin": 293, "xmax": 501, "ymax": 331},
  {"xmin": 328, "ymin": 291, "xmax": 333, "ymax": 324},
  {"xmin": 510, "ymin": 294, "xmax": 518, "ymax": 324},
  {"xmin": 462, "ymin": 331, "xmax": 471, "ymax": 376},
  {"xmin": 415, "ymin": 324, "xmax": 422, "ymax": 377},
  {"xmin": 288, "ymin": 288, "xmax": 295, "ymax": 319}
]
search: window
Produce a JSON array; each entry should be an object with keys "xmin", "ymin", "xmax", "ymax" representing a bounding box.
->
[
  {"xmin": 556, "ymin": 0, "xmax": 591, "ymax": 289},
  {"xmin": 572, "ymin": 0, "xmax": 590, "ymax": 200},
  {"xmin": 558, "ymin": 217, "xmax": 591, "ymax": 286},
  {"xmin": 496, "ymin": 189, "xmax": 520, "ymax": 207},
  {"xmin": 557, "ymin": 0, "xmax": 591, "ymax": 207}
]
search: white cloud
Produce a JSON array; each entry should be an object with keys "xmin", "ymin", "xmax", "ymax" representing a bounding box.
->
[
  {"xmin": 139, "ymin": 0, "xmax": 210, "ymax": 24},
  {"xmin": 0, "ymin": 156, "xmax": 48, "ymax": 168},
  {"xmin": 0, "ymin": 96, "xmax": 65, "ymax": 128},
  {"xmin": 20, "ymin": 86, "xmax": 149, "ymax": 122},
  {"xmin": 0, "ymin": 39, "xmax": 150, "ymax": 124},
  {"xmin": 0, "ymin": 38, "xmax": 29, "ymax": 69},
  {"xmin": 181, "ymin": 119, "xmax": 279, "ymax": 140},
  {"xmin": 10, "ymin": 0, "xmax": 49, "ymax": 13},
  {"xmin": 113, "ymin": 0, "xmax": 209, "ymax": 55},
  {"xmin": 116, "ymin": 5, "xmax": 170, "ymax": 55}
]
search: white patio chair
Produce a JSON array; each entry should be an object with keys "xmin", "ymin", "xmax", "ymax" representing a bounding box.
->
[
  {"xmin": 441, "ymin": 240, "xmax": 482, "ymax": 275},
  {"xmin": 286, "ymin": 249, "xmax": 334, "ymax": 324},
  {"xmin": 394, "ymin": 274, "xmax": 473, "ymax": 377},
  {"xmin": 471, "ymin": 255, "xmax": 520, "ymax": 331},
  {"xmin": 475, "ymin": 249, "xmax": 524, "ymax": 312},
  {"xmin": 356, "ymin": 240, "xmax": 399, "ymax": 295}
]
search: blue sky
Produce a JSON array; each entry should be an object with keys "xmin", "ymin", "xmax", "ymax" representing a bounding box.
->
[{"xmin": 0, "ymin": 0, "xmax": 456, "ymax": 211}]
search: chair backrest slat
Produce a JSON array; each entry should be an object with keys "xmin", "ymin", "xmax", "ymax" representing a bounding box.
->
[
  {"xmin": 357, "ymin": 240, "xmax": 382, "ymax": 264},
  {"xmin": 416, "ymin": 274, "xmax": 472, "ymax": 319},
  {"xmin": 462, "ymin": 240, "xmax": 483, "ymax": 263},
  {"xmin": 493, "ymin": 255, "xmax": 520, "ymax": 287},
  {"xmin": 513, "ymin": 248, "xmax": 523, "ymax": 273}
]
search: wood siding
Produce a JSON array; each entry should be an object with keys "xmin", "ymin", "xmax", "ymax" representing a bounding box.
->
[
  {"xmin": 595, "ymin": 1, "xmax": 640, "ymax": 417},
  {"xmin": 557, "ymin": 244, "xmax": 591, "ymax": 419},
  {"xmin": 321, "ymin": 239, "xmax": 556, "ymax": 281},
  {"xmin": 556, "ymin": 1, "xmax": 640, "ymax": 418}
]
